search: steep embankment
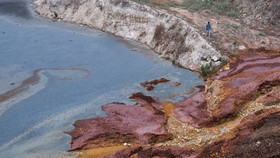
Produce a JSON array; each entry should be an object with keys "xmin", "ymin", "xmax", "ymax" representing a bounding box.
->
[{"xmin": 34, "ymin": 0, "xmax": 223, "ymax": 72}]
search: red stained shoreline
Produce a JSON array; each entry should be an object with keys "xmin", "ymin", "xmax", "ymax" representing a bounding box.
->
[{"xmin": 67, "ymin": 48, "xmax": 280, "ymax": 158}]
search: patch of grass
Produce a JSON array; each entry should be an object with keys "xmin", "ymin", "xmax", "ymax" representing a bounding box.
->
[
  {"xmin": 181, "ymin": 0, "xmax": 212, "ymax": 12},
  {"xmin": 132, "ymin": 0, "xmax": 150, "ymax": 3},
  {"xmin": 54, "ymin": 11, "xmax": 58, "ymax": 18},
  {"xmin": 226, "ymin": 11, "xmax": 240, "ymax": 18},
  {"xmin": 133, "ymin": 0, "xmax": 179, "ymax": 8},
  {"xmin": 181, "ymin": 0, "xmax": 240, "ymax": 18},
  {"xmin": 166, "ymin": 2, "xmax": 179, "ymax": 7},
  {"xmin": 172, "ymin": 59, "xmax": 176, "ymax": 65},
  {"xmin": 258, "ymin": 32, "xmax": 266, "ymax": 36},
  {"xmin": 165, "ymin": 56, "xmax": 170, "ymax": 60},
  {"xmin": 232, "ymin": 40, "xmax": 237, "ymax": 46}
]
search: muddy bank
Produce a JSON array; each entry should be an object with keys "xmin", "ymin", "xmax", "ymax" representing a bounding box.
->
[
  {"xmin": 34, "ymin": 0, "xmax": 224, "ymax": 72},
  {"xmin": 66, "ymin": 48, "xmax": 280, "ymax": 158}
]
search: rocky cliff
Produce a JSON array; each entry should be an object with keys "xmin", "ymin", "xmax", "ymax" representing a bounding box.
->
[{"xmin": 34, "ymin": 0, "xmax": 223, "ymax": 72}]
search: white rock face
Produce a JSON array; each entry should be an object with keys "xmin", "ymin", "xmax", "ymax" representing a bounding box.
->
[{"xmin": 35, "ymin": 0, "xmax": 223, "ymax": 72}]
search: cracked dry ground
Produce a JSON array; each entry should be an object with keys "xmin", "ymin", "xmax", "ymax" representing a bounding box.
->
[{"xmin": 67, "ymin": 48, "xmax": 280, "ymax": 158}]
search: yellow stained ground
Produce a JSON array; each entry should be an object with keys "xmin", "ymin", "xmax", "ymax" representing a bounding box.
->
[
  {"xmin": 78, "ymin": 145, "xmax": 129, "ymax": 158},
  {"xmin": 158, "ymin": 87, "xmax": 280, "ymax": 149}
]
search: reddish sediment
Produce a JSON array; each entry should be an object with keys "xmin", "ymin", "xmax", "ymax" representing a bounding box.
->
[
  {"xmin": 129, "ymin": 92, "xmax": 163, "ymax": 113},
  {"xmin": 173, "ymin": 91, "xmax": 210, "ymax": 128},
  {"xmin": 67, "ymin": 93, "xmax": 172, "ymax": 151},
  {"xmin": 173, "ymin": 48, "xmax": 280, "ymax": 127},
  {"xmin": 140, "ymin": 78, "xmax": 170, "ymax": 91},
  {"xmin": 68, "ymin": 48, "xmax": 280, "ymax": 158},
  {"xmin": 171, "ymin": 82, "xmax": 181, "ymax": 87}
]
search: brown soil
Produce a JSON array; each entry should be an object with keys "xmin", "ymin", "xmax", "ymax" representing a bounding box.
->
[{"xmin": 140, "ymin": 78, "xmax": 170, "ymax": 91}]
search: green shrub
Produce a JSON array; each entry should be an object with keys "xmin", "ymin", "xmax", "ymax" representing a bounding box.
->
[
  {"xmin": 97, "ymin": 3, "xmax": 103, "ymax": 11},
  {"xmin": 258, "ymin": 32, "xmax": 266, "ymax": 36},
  {"xmin": 221, "ymin": 58, "xmax": 228, "ymax": 66},
  {"xmin": 201, "ymin": 62, "xmax": 212, "ymax": 76},
  {"xmin": 54, "ymin": 11, "xmax": 58, "ymax": 18},
  {"xmin": 172, "ymin": 59, "xmax": 176, "ymax": 65},
  {"xmin": 232, "ymin": 40, "xmax": 237, "ymax": 45}
]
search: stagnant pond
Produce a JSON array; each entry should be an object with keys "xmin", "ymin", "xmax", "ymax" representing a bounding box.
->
[{"xmin": 0, "ymin": 0, "xmax": 204, "ymax": 157}]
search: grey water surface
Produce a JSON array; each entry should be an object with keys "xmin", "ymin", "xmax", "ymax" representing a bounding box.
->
[{"xmin": 0, "ymin": 0, "xmax": 204, "ymax": 157}]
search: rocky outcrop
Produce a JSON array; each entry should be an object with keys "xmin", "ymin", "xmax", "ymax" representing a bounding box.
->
[
  {"xmin": 34, "ymin": 0, "xmax": 223, "ymax": 72},
  {"xmin": 173, "ymin": 48, "xmax": 280, "ymax": 127},
  {"xmin": 66, "ymin": 94, "xmax": 172, "ymax": 151}
]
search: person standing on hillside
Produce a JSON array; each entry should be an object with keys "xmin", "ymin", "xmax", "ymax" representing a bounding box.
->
[{"xmin": 206, "ymin": 22, "xmax": 211, "ymax": 37}]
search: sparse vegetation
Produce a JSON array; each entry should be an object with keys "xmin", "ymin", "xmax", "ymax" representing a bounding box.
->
[
  {"xmin": 97, "ymin": 3, "xmax": 103, "ymax": 11},
  {"xmin": 172, "ymin": 59, "xmax": 176, "ymax": 65},
  {"xmin": 132, "ymin": 0, "xmax": 240, "ymax": 18},
  {"xmin": 221, "ymin": 58, "xmax": 228, "ymax": 66},
  {"xmin": 132, "ymin": 0, "xmax": 150, "ymax": 3},
  {"xmin": 258, "ymin": 32, "xmax": 266, "ymax": 36},
  {"xmin": 175, "ymin": 26, "xmax": 181, "ymax": 32},
  {"xmin": 181, "ymin": 0, "xmax": 213, "ymax": 12},
  {"xmin": 201, "ymin": 61, "xmax": 212, "ymax": 76},
  {"xmin": 54, "ymin": 11, "xmax": 58, "ymax": 18},
  {"xmin": 165, "ymin": 56, "xmax": 170, "ymax": 60},
  {"xmin": 231, "ymin": 51, "xmax": 239, "ymax": 57},
  {"xmin": 177, "ymin": 0, "xmax": 240, "ymax": 18},
  {"xmin": 232, "ymin": 40, "xmax": 237, "ymax": 46},
  {"xmin": 132, "ymin": 0, "xmax": 179, "ymax": 8}
]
